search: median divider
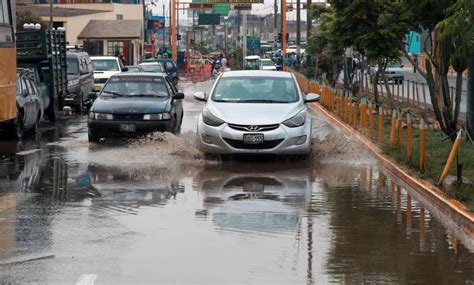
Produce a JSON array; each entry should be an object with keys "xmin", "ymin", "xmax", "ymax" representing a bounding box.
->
[{"xmin": 287, "ymin": 69, "xmax": 473, "ymax": 234}]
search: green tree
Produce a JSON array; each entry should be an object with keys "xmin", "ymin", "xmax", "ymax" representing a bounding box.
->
[
  {"xmin": 16, "ymin": 11, "xmax": 45, "ymax": 31},
  {"xmin": 438, "ymin": 0, "xmax": 474, "ymax": 139},
  {"xmin": 401, "ymin": 0, "xmax": 465, "ymax": 139}
]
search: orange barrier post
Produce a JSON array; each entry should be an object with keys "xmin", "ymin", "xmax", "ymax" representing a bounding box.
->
[
  {"xmin": 420, "ymin": 119, "xmax": 426, "ymax": 173},
  {"xmin": 397, "ymin": 110, "xmax": 403, "ymax": 152},
  {"xmin": 368, "ymin": 102, "xmax": 374, "ymax": 140},
  {"xmin": 389, "ymin": 109, "xmax": 397, "ymax": 148},
  {"xmin": 438, "ymin": 130, "xmax": 463, "ymax": 185},
  {"xmin": 353, "ymin": 102, "xmax": 358, "ymax": 129},
  {"xmin": 378, "ymin": 106, "xmax": 384, "ymax": 144},
  {"xmin": 360, "ymin": 99, "xmax": 366, "ymax": 129},
  {"xmin": 406, "ymin": 113, "xmax": 413, "ymax": 162}
]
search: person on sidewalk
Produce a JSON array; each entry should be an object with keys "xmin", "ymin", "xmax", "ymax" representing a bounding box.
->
[{"xmin": 413, "ymin": 54, "xmax": 418, "ymax": 73}]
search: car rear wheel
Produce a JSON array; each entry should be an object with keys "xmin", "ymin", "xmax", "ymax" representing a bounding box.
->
[
  {"xmin": 8, "ymin": 110, "xmax": 24, "ymax": 139},
  {"xmin": 88, "ymin": 132, "xmax": 100, "ymax": 143},
  {"xmin": 46, "ymin": 97, "xmax": 59, "ymax": 123}
]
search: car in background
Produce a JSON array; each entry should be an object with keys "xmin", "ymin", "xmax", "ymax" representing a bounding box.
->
[
  {"xmin": 87, "ymin": 73, "xmax": 184, "ymax": 142},
  {"xmin": 141, "ymin": 58, "xmax": 179, "ymax": 85},
  {"xmin": 65, "ymin": 52, "xmax": 95, "ymax": 112},
  {"xmin": 125, "ymin": 65, "xmax": 142, "ymax": 73},
  {"xmin": 194, "ymin": 71, "xmax": 319, "ymax": 155},
  {"xmin": 1, "ymin": 69, "xmax": 43, "ymax": 138},
  {"xmin": 90, "ymin": 56, "xmax": 128, "ymax": 93},
  {"xmin": 260, "ymin": 59, "xmax": 277, "ymax": 71},
  {"xmin": 244, "ymin": 55, "xmax": 261, "ymax": 70},
  {"xmin": 369, "ymin": 62, "xmax": 405, "ymax": 84},
  {"xmin": 138, "ymin": 62, "xmax": 164, "ymax": 73}
]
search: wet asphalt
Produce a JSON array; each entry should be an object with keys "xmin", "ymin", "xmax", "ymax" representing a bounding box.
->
[{"xmin": 0, "ymin": 78, "xmax": 473, "ymax": 284}]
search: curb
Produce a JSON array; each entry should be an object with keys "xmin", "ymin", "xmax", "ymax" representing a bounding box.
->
[{"xmin": 310, "ymin": 102, "xmax": 474, "ymax": 238}]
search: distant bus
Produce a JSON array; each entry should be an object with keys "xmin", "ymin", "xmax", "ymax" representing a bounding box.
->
[{"xmin": 0, "ymin": 0, "xmax": 16, "ymax": 130}]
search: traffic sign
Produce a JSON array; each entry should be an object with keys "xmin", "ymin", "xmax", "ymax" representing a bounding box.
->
[
  {"xmin": 213, "ymin": 3, "xmax": 230, "ymax": 15},
  {"xmin": 247, "ymin": 37, "xmax": 260, "ymax": 49},
  {"xmin": 189, "ymin": 3, "xmax": 213, "ymax": 9},
  {"xmin": 198, "ymin": 14, "xmax": 221, "ymax": 25},
  {"xmin": 234, "ymin": 3, "xmax": 252, "ymax": 9}
]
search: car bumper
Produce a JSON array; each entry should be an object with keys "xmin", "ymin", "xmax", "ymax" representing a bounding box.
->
[
  {"xmin": 385, "ymin": 74, "xmax": 404, "ymax": 80},
  {"xmin": 88, "ymin": 119, "xmax": 174, "ymax": 138},
  {"xmin": 196, "ymin": 115, "xmax": 312, "ymax": 155}
]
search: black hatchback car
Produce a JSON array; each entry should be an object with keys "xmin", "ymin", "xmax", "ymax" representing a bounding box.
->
[{"xmin": 87, "ymin": 73, "xmax": 184, "ymax": 142}]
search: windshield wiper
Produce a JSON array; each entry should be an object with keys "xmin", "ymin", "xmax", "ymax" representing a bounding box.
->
[
  {"xmin": 101, "ymin": 91, "xmax": 127, "ymax": 97},
  {"xmin": 132, "ymin": 93, "xmax": 167, "ymax": 97},
  {"xmin": 238, "ymin": 99, "xmax": 287, "ymax": 103}
]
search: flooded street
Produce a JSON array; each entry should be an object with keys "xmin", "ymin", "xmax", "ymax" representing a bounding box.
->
[{"xmin": 0, "ymin": 79, "xmax": 473, "ymax": 284}]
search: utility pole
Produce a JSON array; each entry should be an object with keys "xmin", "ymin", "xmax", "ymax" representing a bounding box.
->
[
  {"xmin": 171, "ymin": 0, "xmax": 177, "ymax": 61},
  {"xmin": 306, "ymin": 0, "xmax": 312, "ymax": 66},
  {"xmin": 281, "ymin": 0, "xmax": 287, "ymax": 65},
  {"xmin": 143, "ymin": 0, "xmax": 147, "ymax": 43},
  {"xmin": 243, "ymin": 12, "xmax": 247, "ymax": 67},
  {"xmin": 274, "ymin": 0, "xmax": 278, "ymax": 49},
  {"xmin": 49, "ymin": 0, "xmax": 53, "ymax": 30},
  {"xmin": 296, "ymin": 0, "xmax": 301, "ymax": 58}
]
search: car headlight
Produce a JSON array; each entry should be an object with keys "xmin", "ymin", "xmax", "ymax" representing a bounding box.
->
[
  {"xmin": 202, "ymin": 108, "xmax": 224, "ymax": 127},
  {"xmin": 283, "ymin": 109, "xmax": 307, "ymax": 128},
  {"xmin": 68, "ymin": 79, "xmax": 79, "ymax": 87},
  {"xmin": 143, "ymin": 113, "xmax": 171, "ymax": 120},
  {"xmin": 88, "ymin": 112, "xmax": 113, "ymax": 120}
]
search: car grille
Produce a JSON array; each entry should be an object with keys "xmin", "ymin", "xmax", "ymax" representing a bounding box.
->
[
  {"xmin": 223, "ymin": 138, "xmax": 284, "ymax": 150},
  {"xmin": 113, "ymin": 114, "xmax": 144, "ymax": 121},
  {"xmin": 94, "ymin": 78, "xmax": 108, "ymax": 84},
  {"xmin": 228, "ymin": 124, "xmax": 279, "ymax": 132}
]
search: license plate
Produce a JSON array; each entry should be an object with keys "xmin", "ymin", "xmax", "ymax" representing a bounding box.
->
[
  {"xmin": 243, "ymin": 133, "xmax": 264, "ymax": 144},
  {"xmin": 120, "ymin": 124, "xmax": 136, "ymax": 132},
  {"xmin": 243, "ymin": 183, "xmax": 264, "ymax": 192}
]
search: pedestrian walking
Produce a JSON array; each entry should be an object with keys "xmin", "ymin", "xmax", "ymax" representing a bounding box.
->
[{"xmin": 413, "ymin": 54, "xmax": 418, "ymax": 73}]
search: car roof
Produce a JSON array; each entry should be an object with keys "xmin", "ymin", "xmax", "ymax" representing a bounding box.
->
[
  {"xmin": 221, "ymin": 70, "xmax": 292, "ymax": 78},
  {"xmin": 91, "ymin": 56, "xmax": 118, "ymax": 60},
  {"xmin": 261, "ymin": 58, "xmax": 273, "ymax": 61},
  {"xmin": 113, "ymin": 72, "xmax": 167, "ymax": 77},
  {"xmin": 67, "ymin": 52, "xmax": 89, "ymax": 58},
  {"xmin": 245, "ymin": 55, "xmax": 261, "ymax": 60},
  {"xmin": 139, "ymin": 62, "xmax": 162, "ymax": 65}
]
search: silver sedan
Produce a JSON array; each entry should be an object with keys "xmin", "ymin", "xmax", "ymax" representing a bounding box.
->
[{"xmin": 194, "ymin": 71, "xmax": 319, "ymax": 155}]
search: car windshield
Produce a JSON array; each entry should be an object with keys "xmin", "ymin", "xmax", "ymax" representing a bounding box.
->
[
  {"xmin": 101, "ymin": 76, "xmax": 169, "ymax": 97},
  {"xmin": 67, "ymin": 59, "xmax": 79, "ymax": 75},
  {"xmin": 245, "ymin": 59, "xmax": 260, "ymax": 67},
  {"xmin": 126, "ymin": 66, "xmax": 141, "ymax": 72},
  {"xmin": 139, "ymin": 64, "xmax": 163, "ymax": 73},
  {"xmin": 92, "ymin": 59, "xmax": 119, "ymax": 71},
  {"xmin": 212, "ymin": 76, "xmax": 299, "ymax": 103},
  {"xmin": 261, "ymin": 60, "xmax": 274, "ymax": 66}
]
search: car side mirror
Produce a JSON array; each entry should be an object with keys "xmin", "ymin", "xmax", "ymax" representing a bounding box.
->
[
  {"xmin": 305, "ymin": 93, "xmax": 320, "ymax": 103},
  {"xmin": 173, "ymin": 92, "xmax": 185, "ymax": 100},
  {"xmin": 122, "ymin": 67, "xmax": 129, "ymax": 72},
  {"xmin": 194, "ymin": 91, "xmax": 207, "ymax": 101}
]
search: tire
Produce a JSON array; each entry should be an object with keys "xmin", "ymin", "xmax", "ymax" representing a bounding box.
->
[
  {"xmin": 88, "ymin": 131, "xmax": 100, "ymax": 143},
  {"xmin": 8, "ymin": 110, "xmax": 24, "ymax": 139},
  {"xmin": 46, "ymin": 97, "xmax": 59, "ymax": 123}
]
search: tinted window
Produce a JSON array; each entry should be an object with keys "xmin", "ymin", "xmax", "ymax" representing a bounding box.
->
[
  {"xmin": 91, "ymin": 59, "xmax": 119, "ymax": 71},
  {"xmin": 16, "ymin": 75, "xmax": 23, "ymax": 94},
  {"xmin": 139, "ymin": 64, "xmax": 163, "ymax": 73},
  {"xmin": 67, "ymin": 59, "xmax": 80, "ymax": 75},
  {"xmin": 101, "ymin": 76, "xmax": 169, "ymax": 97},
  {"xmin": 212, "ymin": 77, "xmax": 299, "ymax": 103}
]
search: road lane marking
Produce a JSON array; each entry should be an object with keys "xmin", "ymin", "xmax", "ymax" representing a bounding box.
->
[{"xmin": 76, "ymin": 274, "xmax": 98, "ymax": 285}]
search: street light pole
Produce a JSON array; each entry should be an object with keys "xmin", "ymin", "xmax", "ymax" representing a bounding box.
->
[{"xmin": 49, "ymin": 0, "xmax": 53, "ymax": 30}]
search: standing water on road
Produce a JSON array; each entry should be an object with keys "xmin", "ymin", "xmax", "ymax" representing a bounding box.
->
[{"xmin": 0, "ymin": 79, "xmax": 472, "ymax": 284}]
